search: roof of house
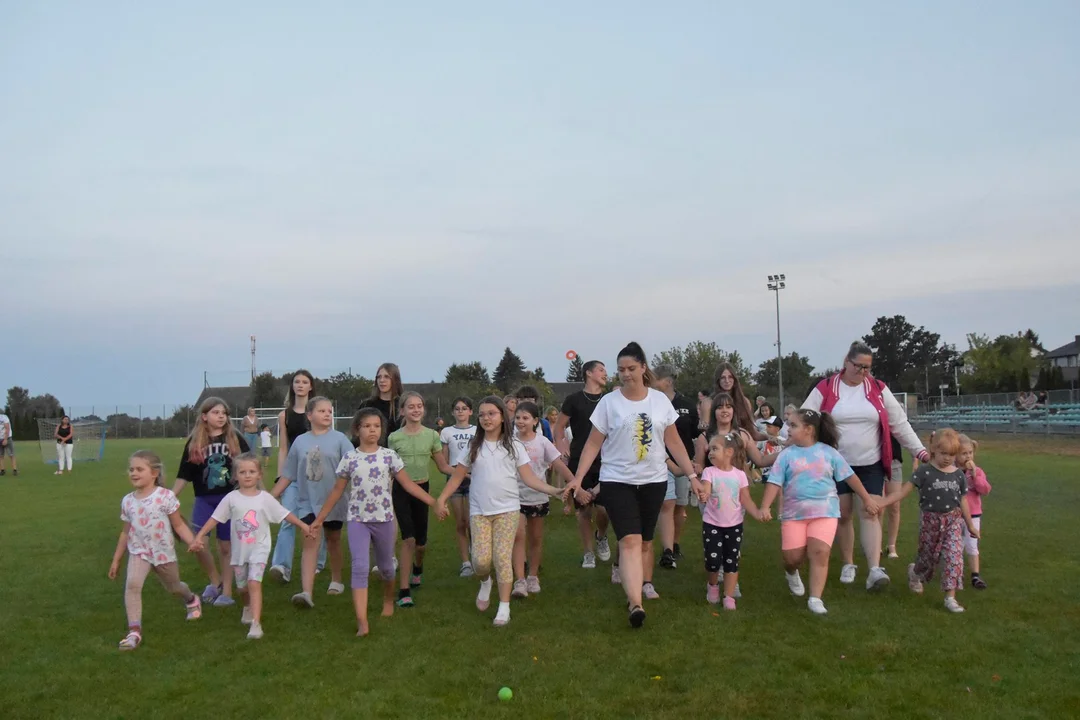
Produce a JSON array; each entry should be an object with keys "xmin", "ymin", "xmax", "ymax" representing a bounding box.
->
[
  {"xmin": 1046, "ymin": 335, "xmax": 1080, "ymax": 359},
  {"xmin": 195, "ymin": 386, "xmax": 253, "ymax": 412}
]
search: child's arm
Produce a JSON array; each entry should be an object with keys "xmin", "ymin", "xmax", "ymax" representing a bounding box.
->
[
  {"xmin": 741, "ymin": 432, "xmax": 779, "ymax": 468},
  {"xmin": 170, "ymin": 478, "xmax": 188, "ymax": 498},
  {"xmin": 692, "ymin": 435, "xmax": 706, "ymax": 475},
  {"xmin": 567, "ymin": 429, "xmax": 605, "ymax": 504},
  {"xmin": 519, "ymin": 463, "xmax": 562, "ymax": 500},
  {"xmin": 877, "ymin": 481, "xmax": 915, "ymax": 508},
  {"xmin": 395, "ymin": 468, "xmax": 436, "ymax": 507},
  {"xmin": 759, "ymin": 484, "xmax": 780, "ymax": 521},
  {"xmin": 432, "ymin": 447, "xmax": 454, "ymax": 477},
  {"xmin": 168, "ymin": 511, "xmax": 197, "ymax": 547},
  {"xmin": 843, "ymin": 473, "xmax": 882, "ymax": 515},
  {"xmin": 436, "ymin": 465, "xmax": 469, "ymax": 518},
  {"xmin": 269, "ymin": 476, "xmax": 293, "ymax": 500},
  {"xmin": 190, "ymin": 518, "xmax": 219, "ymax": 552},
  {"xmin": 691, "ymin": 471, "xmax": 710, "ymax": 504},
  {"xmin": 738, "ymin": 486, "xmax": 763, "ymax": 522},
  {"xmin": 960, "ymin": 496, "xmax": 980, "ymax": 538},
  {"xmin": 967, "ymin": 465, "xmax": 991, "ymax": 495},
  {"xmin": 439, "ymin": 442, "xmax": 452, "ymax": 475},
  {"xmin": 312, "ymin": 478, "xmax": 349, "ymax": 530},
  {"xmin": 550, "ymin": 457, "xmax": 577, "ymax": 488},
  {"xmin": 276, "ymin": 410, "xmax": 289, "ymax": 472},
  {"xmin": 663, "ymin": 425, "xmax": 698, "ymax": 480},
  {"xmin": 283, "ymin": 512, "xmax": 312, "ymax": 537},
  {"xmin": 108, "ymin": 525, "xmax": 129, "ymax": 579}
]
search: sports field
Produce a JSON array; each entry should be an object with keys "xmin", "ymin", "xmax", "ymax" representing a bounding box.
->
[{"xmin": 2, "ymin": 437, "xmax": 1078, "ymax": 719}]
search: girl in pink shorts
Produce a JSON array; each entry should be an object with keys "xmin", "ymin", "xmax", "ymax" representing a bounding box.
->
[{"xmin": 760, "ymin": 409, "xmax": 881, "ymax": 615}]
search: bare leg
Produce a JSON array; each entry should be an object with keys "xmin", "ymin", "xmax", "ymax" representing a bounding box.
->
[
  {"xmin": 807, "ymin": 539, "xmax": 831, "ymax": 598},
  {"xmin": 885, "ymin": 481, "xmax": 902, "ymax": 552},
  {"xmin": 301, "ymin": 528, "xmax": 321, "ymax": 596},
  {"xmin": 450, "ymin": 496, "xmax": 471, "ymax": 563},
  {"xmin": 620, "ymin": 535, "xmax": 644, "ymax": 607},
  {"xmin": 512, "ymin": 516, "xmax": 527, "ymax": 581},
  {"xmin": 838, "ymin": 494, "xmax": 855, "ymax": 566},
  {"xmin": 576, "ymin": 507, "xmax": 596, "ymax": 554},
  {"xmin": 856, "ymin": 495, "xmax": 883, "ymax": 569},
  {"xmin": 248, "ymin": 581, "xmax": 262, "ymax": 624},
  {"xmin": 381, "ymin": 576, "xmax": 395, "ymax": 617},
  {"xmin": 595, "ymin": 506, "xmax": 610, "ymax": 537},
  {"xmin": 397, "ymin": 538, "xmax": 415, "ymax": 591},
  {"xmin": 526, "ymin": 517, "xmax": 544, "ymax": 577},
  {"xmin": 326, "ymin": 529, "xmax": 344, "ymax": 585},
  {"xmin": 216, "ymin": 540, "xmax": 233, "ymax": 597},
  {"xmin": 642, "ymin": 540, "xmax": 655, "ymax": 583},
  {"xmin": 723, "ymin": 571, "xmax": 739, "ymax": 598},
  {"xmin": 673, "ymin": 505, "xmax": 687, "ymax": 550},
  {"xmin": 193, "ymin": 546, "xmax": 221, "ymax": 589},
  {"xmin": 353, "ymin": 588, "xmax": 369, "ymax": 635},
  {"xmin": 658, "ymin": 499, "xmax": 675, "ymax": 551}
]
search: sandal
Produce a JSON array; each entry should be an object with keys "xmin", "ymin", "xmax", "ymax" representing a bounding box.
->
[
  {"xmin": 118, "ymin": 630, "xmax": 142, "ymax": 651},
  {"xmin": 628, "ymin": 605, "xmax": 646, "ymax": 629},
  {"xmin": 185, "ymin": 595, "xmax": 202, "ymax": 621}
]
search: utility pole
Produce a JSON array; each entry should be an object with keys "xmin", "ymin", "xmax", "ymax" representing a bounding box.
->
[{"xmin": 767, "ymin": 274, "xmax": 787, "ymax": 409}]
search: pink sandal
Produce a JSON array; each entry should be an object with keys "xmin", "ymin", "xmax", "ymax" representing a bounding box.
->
[{"xmin": 185, "ymin": 595, "xmax": 202, "ymax": 621}]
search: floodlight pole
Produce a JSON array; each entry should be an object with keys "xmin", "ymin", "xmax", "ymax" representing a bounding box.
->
[{"xmin": 767, "ymin": 274, "xmax": 787, "ymax": 410}]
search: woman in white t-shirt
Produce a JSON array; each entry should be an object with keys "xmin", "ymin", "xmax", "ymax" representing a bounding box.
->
[
  {"xmin": 566, "ymin": 342, "xmax": 698, "ymax": 629},
  {"xmin": 436, "ymin": 396, "xmax": 565, "ymax": 628}
]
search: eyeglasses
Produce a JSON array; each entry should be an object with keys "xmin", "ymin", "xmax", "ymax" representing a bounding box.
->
[{"xmin": 848, "ymin": 360, "xmax": 872, "ymax": 372}]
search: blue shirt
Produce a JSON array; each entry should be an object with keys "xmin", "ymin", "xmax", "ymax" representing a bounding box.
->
[{"xmin": 767, "ymin": 443, "xmax": 853, "ymax": 521}]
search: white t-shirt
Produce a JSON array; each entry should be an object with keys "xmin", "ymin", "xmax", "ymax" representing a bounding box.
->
[
  {"xmin": 211, "ymin": 489, "xmax": 291, "ymax": 566},
  {"xmin": 518, "ymin": 434, "xmax": 561, "ymax": 506},
  {"xmin": 260, "ymin": 430, "xmax": 272, "ymax": 448},
  {"xmin": 0, "ymin": 413, "xmax": 10, "ymax": 440},
  {"xmin": 462, "ymin": 439, "xmax": 530, "ymax": 517},
  {"xmin": 591, "ymin": 388, "xmax": 679, "ymax": 486},
  {"xmin": 121, "ymin": 487, "xmax": 180, "ymax": 566},
  {"xmin": 439, "ymin": 425, "xmax": 477, "ymax": 467},
  {"xmin": 803, "ymin": 380, "xmax": 926, "ymax": 466}
]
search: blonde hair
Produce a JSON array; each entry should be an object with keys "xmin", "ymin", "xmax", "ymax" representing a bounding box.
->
[
  {"xmin": 186, "ymin": 396, "xmax": 242, "ymax": 463},
  {"xmin": 129, "ymin": 449, "xmax": 166, "ymax": 487},
  {"xmin": 957, "ymin": 433, "xmax": 979, "ymax": 453}
]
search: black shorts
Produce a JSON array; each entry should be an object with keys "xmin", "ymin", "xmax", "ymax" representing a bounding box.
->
[
  {"xmin": 520, "ymin": 502, "xmax": 550, "ymax": 519},
  {"xmin": 600, "ymin": 481, "xmax": 667, "ymax": 542},
  {"xmin": 569, "ymin": 455, "xmax": 602, "ymax": 510},
  {"xmin": 837, "ymin": 461, "xmax": 887, "ymax": 497},
  {"xmin": 703, "ymin": 522, "xmax": 743, "ymax": 574},
  {"xmin": 393, "ymin": 481, "xmax": 430, "ymax": 545},
  {"xmin": 301, "ymin": 514, "xmax": 343, "ymax": 531}
]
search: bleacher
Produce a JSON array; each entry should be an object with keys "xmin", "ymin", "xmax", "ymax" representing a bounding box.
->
[{"xmin": 915, "ymin": 402, "xmax": 1080, "ymax": 435}]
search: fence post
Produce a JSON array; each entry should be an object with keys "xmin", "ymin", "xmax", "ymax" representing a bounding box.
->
[{"xmin": 138, "ymin": 405, "xmax": 142, "ymax": 438}]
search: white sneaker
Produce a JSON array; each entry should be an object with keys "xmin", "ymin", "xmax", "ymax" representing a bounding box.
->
[
  {"xmin": 269, "ymin": 565, "xmax": 290, "ymax": 584},
  {"xmin": 327, "ymin": 581, "xmax": 345, "ymax": 595},
  {"xmin": 866, "ymin": 566, "xmax": 890, "ymax": 591},
  {"xmin": 581, "ymin": 552, "xmax": 597, "ymax": 569},
  {"xmin": 642, "ymin": 582, "xmax": 660, "ymax": 600},
  {"xmin": 840, "ymin": 564, "xmax": 858, "ymax": 584},
  {"xmin": 786, "ymin": 570, "xmax": 806, "ymax": 597},
  {"xmin": 807, "ymin": 597, "xmax": 828, "ymax": 615},
  {"xmin": 733, "ymin": 583, "xmax": 742, "ymax": 599},
  {"xmin": 907, "ymin": 563, "xmax": 924, "ymax": 594},
  {"xmin": 611, "ymin": 565, "xmax": 622, "ymax": 585},
  {"xmin": 596, "ymin": 535, "xmax": 612, "ymax": 562},
  {"xmin": 887, "ymin": 545, "xmax": 899, "ymax": 559},
  {"xmin": 291, "ymin": 591, "xmax": 314, "ymax": 608},
  {"xmin": 511, "ymin": 579, "xmax": 529, "ymax": 598},
  {"xmin": 493, "ymin": 604, "xmax": 511, "ymax": 627},
  {"xmin": 459, "ymin": 562, "xmax": 474, "ymax": 578},
  {"xmin": 247, "ymin": 622, "xmax": 264, "ymax": 639},
  {"xmin": 944, "ymin": 596, "xmax": 965, "ymax": 613},
  {"xmin": 241, "ymin": 607, "xmax": 253, "ymax": 625},
  {"xmin": 526, "ymin": 576, "xmax": 541, "ymax": 594}
]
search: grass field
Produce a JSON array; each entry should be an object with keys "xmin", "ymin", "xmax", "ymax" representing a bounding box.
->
[{"xmin": 2, "ymin": 436, "xmax": 1079, "ymax": 719}]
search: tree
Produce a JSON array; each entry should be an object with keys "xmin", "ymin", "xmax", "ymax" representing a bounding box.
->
[
  {"xmin": 862, "ymin": 315, "xmax": 958, "ymax": 394},
  {"xmin": 493, "ymin": 348, "xmax": 527, "ymax": 394},
  {"xmin": 5, "ymin": 386, "xmax": 30, "ymax": 417},
  {"xmin": 320, "ymin": 372, "xmax": 373, "ymax": 413},
  {"xmin": 754, "ymin": 352, "xmax": 815, "ymax": 404},
  {"xmin": 566, "ymin": 356, "xmax": 585, "ymax": 382},
  {"xmin": 529, "ymin": 367, "xmax": 546, "ymax": 383},
  {"xmin": 445, "ymin": 361, "xmax": 491, "ymax": 387},
  {"xmin": 251, "ymin": 372, "xmax": 281, "ymax": 407},
  {"xmin": 651, "ymin": 341, "xmax": 751, "ymax": 397},
  {"xmin": 963, "ymin": 332, "xmax": 1044, "ymax": 393}
]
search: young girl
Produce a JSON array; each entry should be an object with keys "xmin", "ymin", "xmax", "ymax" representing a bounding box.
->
[
  {"xmin": 439, "ymin": 396, "xmax": 477, "ymax": 577},
  {"xmin": 361, "ymin": 363, "xmax": 404, "ymax": 440},
  {"xmin": 511, "ymin": 402, "xmax": 576, "ymax": 598},
  {"xmin": 192, "ymin": 453, "xmax": 311, "ymax": 639},
  {"xmin": 271, "ymin": 397, "xmax": 354, "ymax": 608},
  {"xmin": 319, "ymin": 408, "xmax": 436, "ymax": 636},
  {"xmin": 693, "ymin": 433, "xmax": 763, "ymax": 609},
  {"xmin": 760, "ymin": 409, "xmax": 878, "ymax": 615},
  {"xmin": 388, "ymin": 392, "xmax": 453, "ymax": 606},
  {"xmin": 878, "ymin": 429, "xmax": 980, "ymax": 613},
  {"xmin": 958, "ymin": 434, "xmax": 991, "ymax": 589},
  {"xmin": 693, "ymin": 393, "xmax": 741, "ymax": 474},
  {"xmin": 54, "ymin": 415, "xmax": 74, "ymax": 474},
  {"xmin": 436, "ymin": 396, "xmax": 565, "ymax": 627},
  {"xmin": 171, "ymin": 397, "xmax": 250, "ymax": 606},
  {"xmin": 109, "ymin": 451, "xmax": 202, "ymax": 650},
  {"xmin": 259, "ymin": 424, "xmax": 272, "ymax": 468}
]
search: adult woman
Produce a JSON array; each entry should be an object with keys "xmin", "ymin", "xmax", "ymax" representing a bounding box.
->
[
  {"xmin": 361, "ymin": 363, "xmax": 404, "ymax": 442},
  {"xmin": 241, "ymin": 408, "xmax": 260, "ymax": 456},
  {"xmin": 54, "ymin": 416, "xmax": 74, "ymax": 474},
  {"xmin": 566, "ymin": 342, "xmax": 697, "ymax": 628},
  {"xmin": 803, "ymin": 341, "xmax": 929, "ymax": 591},
  {"xmin": 268, "ymin": 370, "xmax": 325, "ymax": 583},
  {"xmin": 713, "ymin": 363, "xmax": 761, "ymax": 438}
]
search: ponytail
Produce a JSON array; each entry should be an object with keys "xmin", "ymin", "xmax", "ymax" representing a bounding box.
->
[
  {"xmin": 796, "ymin": 409, "xmax": 840, "ymax": 449},
  {"xmin": 617, "ymin": 341, "xmax": 654, "ymax": 387}
]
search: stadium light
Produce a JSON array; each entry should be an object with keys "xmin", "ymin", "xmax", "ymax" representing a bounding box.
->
[{"xmin": 767, "ymin": 274, "xmax": 787, "ymax": 409}]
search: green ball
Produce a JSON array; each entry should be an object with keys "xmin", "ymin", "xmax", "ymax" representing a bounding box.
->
[{"xmin": 498, "ymin": 687, "xmax": 513, "ymax": 701}]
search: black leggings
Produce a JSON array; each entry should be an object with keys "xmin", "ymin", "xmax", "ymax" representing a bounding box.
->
[
  {"xmin": 393, "ymin": 482, "xmax": 430, "ymax": 545},
  {"xmin": 703, "ymin": 522, "xmax": 743, "ymax": 574}
]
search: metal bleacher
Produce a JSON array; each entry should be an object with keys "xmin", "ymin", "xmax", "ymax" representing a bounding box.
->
[{"xmin": 914, "ymin": 402, "xmax": 1080, "ymax": 435}]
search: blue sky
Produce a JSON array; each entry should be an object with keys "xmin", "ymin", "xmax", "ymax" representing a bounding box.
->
[{"xmin": 3, "ymin": 1, "xmax": 1079, "ymax": 411}]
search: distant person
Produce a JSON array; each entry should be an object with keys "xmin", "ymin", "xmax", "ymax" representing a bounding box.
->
[
  {"xmin": 241, "ymin": 408, "xmax": 260, "ymax": 455},
  {"xmin": 439, "ymin": 396, "xmax": 478, "ymax": 577},
  {"xmin": 503, "ymin": 395, "xmax": 518, "ymax": 418},
  {"xmin": 515, "ymin": 386, "xmax": 552, "ymax": 441},
  {"xmin": 259, "ymin": 424, "xmax": 273, "ymax": 468},
  {"xmin": 360, "ymin": 363, "xmax": 404, "ymax": 443},
  {"xmin": 54, "ymin": 415, "xmax": 74, "ymax": 474},
  {"xmin": 755, "ymin": 402, "xmax": 777, "ymax": 433},
  {"xmin": 958, "ymin": 434, "xmax": 991, "ymax": 590},
  {"xmin": 0, "ymin": 410, "xmax": 16, "ymax": 476}
]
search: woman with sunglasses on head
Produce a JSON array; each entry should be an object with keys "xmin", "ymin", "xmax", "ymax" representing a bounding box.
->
[{"xmin": 802, "ymin": 341, "xmax": 929, "ymax": 592}]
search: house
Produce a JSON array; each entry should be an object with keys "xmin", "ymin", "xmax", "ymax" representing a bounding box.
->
[{"xmin": 1046, "ymin": 335, "xmax": 1080, "ymax": 383}]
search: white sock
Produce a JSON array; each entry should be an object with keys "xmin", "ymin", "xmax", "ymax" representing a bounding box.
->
[
  {"xmin": 478, "ymin": 578, "xmax": 493, "ymax": 603},
  {"xmin": 495, "ymin": 601, "xmax": 510, "ymax": 619}
]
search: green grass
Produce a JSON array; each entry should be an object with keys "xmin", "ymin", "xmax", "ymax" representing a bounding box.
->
[{"xmin": 1, "ymin": 437, "xmax": 1078, "ymax": 719}]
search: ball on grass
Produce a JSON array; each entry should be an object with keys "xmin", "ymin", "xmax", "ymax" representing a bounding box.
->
[{"xmin": 498, "ymin": 687, "xmax": 513, "ymax": 701}]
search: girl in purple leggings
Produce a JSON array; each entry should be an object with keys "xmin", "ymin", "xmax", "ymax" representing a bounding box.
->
[{"xmin": 315, "ymin": 408, "xmax": 435, "ymax": 636}]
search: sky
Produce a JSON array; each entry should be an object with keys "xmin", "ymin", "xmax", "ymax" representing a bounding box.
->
[{"xmin": 3, "ymin": 1, "xmax": 1079, "ymax": 412}]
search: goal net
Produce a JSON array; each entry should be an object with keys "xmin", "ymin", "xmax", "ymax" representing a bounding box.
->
[
  {"xmin": 231, "ymin": 408, "xmax": 360, "ymax": 449},
  {"xmin": 37, "ymin": 418, "xmax": 107, "ymax": 464}
]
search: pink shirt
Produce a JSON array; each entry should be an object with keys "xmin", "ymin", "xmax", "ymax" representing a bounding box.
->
[
  {"xmin": 964, "ymin": 466, "xmax": 991, "ymax": 515},
  {"xmin": 701, "ymin": 467, "xmax": 749, "ymax": 528}
]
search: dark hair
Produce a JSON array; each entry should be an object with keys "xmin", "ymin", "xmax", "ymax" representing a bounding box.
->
[
  {"xmin": 704, "ymin": 428, "xmax": 747, "ymax": 470},
  {"xmin": 451, "ymin": 396, "xmax": 474, "ymax": 411},
  {"xmin": 706, "ymin": 392, "xmax": 736, "ymax": 440},
  {"xmin": 515, "ymin": 385, "xmax": 540, "ymax": 400},
  {"xmin": 258, "ymin": 423, "xmax": 269, "ymax": 431},
  {"xmin": 285, "ymin": 369, "xmax": 316, "ymax": 411},
  {"xmin": 468, "ymin": 396, "xmax": 516, "ymax": 464},
  {"xmin": 516, "ymin": 400, "xmax": 541, "ymax": 421},
  {"xmin": 617, "ymin": 341, "xmax": 655, "ymax": 387},
  {"xmin": 370, "ymin": 363, "xmax": 403, "ymax": 425},
  {"xmin": 795, "ymin": 409, "xmax": 840, "ymax": 448},
  {"xmin": 712, "ymin": 362, "xmax": 755, "ymax": 434},
  {"xmin": 351, "ymin": 407, "xmax": 386, "ymax": 444},
  {"xmin": 582, "ymin": 360, "xmax": 604, "ymax": 375},
  {"xmin": 757, "ymin": 402, "xmax": 774, "ymax": 419}
]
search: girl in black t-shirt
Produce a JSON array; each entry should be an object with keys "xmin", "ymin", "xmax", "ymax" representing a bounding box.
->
[{"xmin": 359, "ymin": 363, "xmax": 403, "ymax": 446}]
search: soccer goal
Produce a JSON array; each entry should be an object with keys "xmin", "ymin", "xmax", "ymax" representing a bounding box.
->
[{"xmin": 37, "ymin": 418, "xmax": 107, "ymax": 465}]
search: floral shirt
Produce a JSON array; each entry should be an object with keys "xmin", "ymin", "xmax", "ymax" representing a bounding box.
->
[
  {"xmin": 335, "ymin": 447, "xmax": 406, "ymax": 523},
  {"xmin": 120, "ymin": 487, "xmax": 180, "ymax": 566}
]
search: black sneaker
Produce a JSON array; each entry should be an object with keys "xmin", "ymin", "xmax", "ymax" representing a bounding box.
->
[
  {"xmin": 628, "ymin": 605, "xmax": 646, "ymax": 628},
  {"xmin": 972, "ymin": 575, "xmax": 988, "ymax": 590},
  {"xmin": 0, "ymin": 469, "xmax": 5, "ymax": 476},
  {"xmin": 673, "ymin": 543, "xmax": 683, "ymax": 559},
  {"xmin": 659, "ymin": 549, "xmax": 677, "ymax": 570}
]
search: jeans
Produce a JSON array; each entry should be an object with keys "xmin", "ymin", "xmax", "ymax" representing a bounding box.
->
[
  {"xmin": 271, "ymin": 481, "xmax": 327, "ymax": 571},
  {"xmin": 243, "ymin": 433, "xmax": 259, "ymax": 454}
]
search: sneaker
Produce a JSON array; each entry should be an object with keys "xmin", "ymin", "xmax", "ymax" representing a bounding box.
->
[
  {"xmin": 213, "ymin": 594, "xmax": 236, "ymax": 607},
  {"xmin": 596, "ymin": 535, "xmax": 612, "ymax": 562},
  {"xmin": 185, "ymin": 595, "xmax": 202, "ymax": 621},
  {"xmin": 723, "ymin": 596, "xmax": 736, "ymax": 611},
  {"xmin": 526, "ymin": 576, "xmax": 541, "ymax": 594},
  {"xmin": 201, "ymin": 584, "xmax": 221, "ymax": 603},
  {"xmin": 807, "ymin": 597, "xmax": 828, "ymax": 615},
  {"xmin": 476, "ymin": 578, "xmax": 493, "ymax": 611},
  {"xmin": 628, "ymin": 605, "xmax": 646, "ymax": 628},
  {"xmin": 706, "ymin": 583, "xmax": 720, "ymax": 605},
  {"xmin": 944, "ymin": 596, "xmax": 965, "ymax": 613},
  {"xmin": 459, "ymin": 562, "xmax": 474, "ymax": 578},
  {"xmin": 659, "ymin": 549, "xmax": 677, "ymax": 570},
  {"xmin": 642, "ymin": 582, "xmax": 660, "ymax": 600},
  {"xmin": 907, "ymin": 563, "xmax": 923, "ymax": 594},
  {"xmin": 493, "ymin": 606, "xmax": 511, "ymax": 627},
  {"xmin": 839, "ymin": 564, "xmax": 857, "ymax": 584},
  {"xmin": 269, "ymin": 565, "xmax": 290, "ymax": 584},
  {"xmin": 396, "ymin": 596, "xmax": 415, "ymax": 608},
  {"xmin": 581, "ymin": 552, "xmax": 597, "ymax": 569},
  {"xmin": 733, "ymin": 583, "xmax": 742, "ymax": 599},
  {"xmin": 972, "ymin": 575, "xmax": 988, "ymax": 590},
  {"xmin": 327, "ymin": 581, "xmax": 345, "ymax": 595},
  {"xmin": 291, "ymin": 591, "xmax": 315, "ymax": 608},
  {"xmin": 511, "ymin": 579, "xmax": 529, "ymax": 598},
  {"xmin": 887, "ymin": 545, "xmax": 899, "ymax": 559},
  {"xmin": 611, "ymin": 565, "xmax": 621, "ymax": 585},
  {"xmin": 866, "ymin": 566, "xmax": 890, "ymax": 591},
  {"xmin": 409, "ymin": 573, "xmax": 422, "ymax": 588},
  {"xmin": 247, "ymin": 622, "xmax": 264, "ymax": 639},
  {"xmin": 786, "ymin": 570, "xmax": 806, "ymax": 597},
  {"xmin": 241, "ymin": 607, "xmax": 253, "ymax": 625},
  {"xmin": 673, "ymin": 543, "xmax": 683, "ymax": 559}
]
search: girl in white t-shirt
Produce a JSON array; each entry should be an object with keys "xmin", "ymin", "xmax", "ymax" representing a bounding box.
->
[
  {"xmin": 439, "ymin": 396, "xmax": 478, "ymax": 577},
  {"xmin": 565, "ymin": 342, "xmax": 699, "ymax": 629},
  {"xmin": 511, "ymin": 402, "xmax": 577, "ymax": 598},
  {"xmin": 108, "ymin": 450, "xmax": 202, "ymax": 651},
  {"xmin": 436, "ymin": 396, "xmax": 565, "ymax": 627},
  {"xmin": 192, "ymin": 454, "xmax": 311, "ymax": 639}
]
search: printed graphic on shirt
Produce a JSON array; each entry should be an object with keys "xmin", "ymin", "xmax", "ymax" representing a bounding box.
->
[
  {"xmin": 632, "ymin": 413, "xmax": 653, "ymax": 462},
  {"xmin": 305, "ymin": 445, "xmax": 327, "ymax": 484},
  {"xmin": 204, "ymin": 442, "xmax": 233, "ymax": 490},
  {"xmin": 237, "ymin": 509, "xmax": 259, "ymax": 544}
]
